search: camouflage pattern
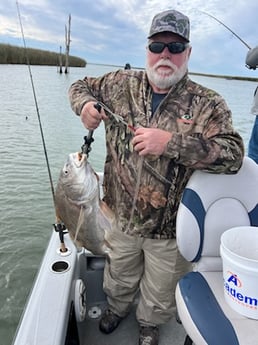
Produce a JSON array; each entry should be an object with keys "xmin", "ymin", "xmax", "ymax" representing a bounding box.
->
[
  {"xmin": 69, "ymin": 69, "xmax": 244, "ymax": 239},
  {"xmin": 148, "ymin": 10, "xmax": 190, "ymax": 42}
]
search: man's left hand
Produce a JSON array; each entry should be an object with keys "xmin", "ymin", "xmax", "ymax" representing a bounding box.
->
[{"xmin": 132, "ymin": 127, "xmax": 172, "ymax": 156}]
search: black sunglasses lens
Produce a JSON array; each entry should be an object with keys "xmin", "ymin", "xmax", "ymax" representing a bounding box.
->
[
  {"xmin": 148, "ymin": 42, "xmax": 187, "ymax": 54},
  {"xmin": 168, "ymin": 42, "xmax": 186, "ymax": 54},
  {"xmin": 149, "ymin": 42, "xmax": 165, "ymax": 53}
]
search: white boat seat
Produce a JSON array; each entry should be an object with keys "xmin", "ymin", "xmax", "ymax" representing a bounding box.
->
[{"xmin": 175, "ymin": 156, "xmax": 258, "ymax": 345}]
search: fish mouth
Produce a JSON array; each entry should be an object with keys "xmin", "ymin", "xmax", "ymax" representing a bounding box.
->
[
  {"xmin": 71, "ymin": 152, "xmax": 87, "ymax": 167},
  {"xmin": 78, "ymin": 152, "xmax": 85, "ymax": 162}
]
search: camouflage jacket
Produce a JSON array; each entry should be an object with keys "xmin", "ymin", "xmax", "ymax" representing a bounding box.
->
[{"xmin": 69, "ymin": 70, "xmax": 244, "ymax": 239}]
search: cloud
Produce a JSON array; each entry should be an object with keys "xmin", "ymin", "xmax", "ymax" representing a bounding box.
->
[{"xmin": 0, "ymin": 0, "xmax": 257, "ymax": 76}]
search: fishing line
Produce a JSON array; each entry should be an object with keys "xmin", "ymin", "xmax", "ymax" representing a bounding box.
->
[
  {"xmin": 200, "ymin": 11, "xmax": 251, "ymax": 50},
  {"xmin": 16, "ymin": 1, "xmax": 56, "ymax": 205},
  {"xmin": 74, "ymin": 206, "xmax": 84, "ymax": 243}
]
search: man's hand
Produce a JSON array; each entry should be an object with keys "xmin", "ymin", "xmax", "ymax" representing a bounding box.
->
[
  {"xmin": 80, "ymin": 101, "xmax": 108, "ymax": 130},
  {"xmin": 132, "ymin": 127, "xmax": 172, "ymax": 156}
]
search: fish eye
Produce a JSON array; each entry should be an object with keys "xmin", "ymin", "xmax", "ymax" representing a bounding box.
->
[
  {"xmin": 63, "ymin": 167, "xmax": 69, "ymax": 175},
  {"xmin": 63, "ymin": 164, "xmax": 70, "ymax": 175}
]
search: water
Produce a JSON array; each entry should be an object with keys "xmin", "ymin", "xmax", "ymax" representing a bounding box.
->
[{"xmin": 0, "ymin": 63, "xmax": 256, "ymax": 345}]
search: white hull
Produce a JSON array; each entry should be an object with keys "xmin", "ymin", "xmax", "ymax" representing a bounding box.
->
[{"xmin": 12, "ymin": 229, "xmax": 186, "ymax": 345}]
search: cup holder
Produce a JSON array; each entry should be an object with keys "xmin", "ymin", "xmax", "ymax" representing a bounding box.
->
[{"xmin": 51, "ymin": 260, "xmax": 70, "ymax": 273}]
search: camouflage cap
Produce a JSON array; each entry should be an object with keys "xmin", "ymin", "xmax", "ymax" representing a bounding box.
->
[{"xmin": 148, "ymin": 9, "xmax": 190, "ymax": 42}]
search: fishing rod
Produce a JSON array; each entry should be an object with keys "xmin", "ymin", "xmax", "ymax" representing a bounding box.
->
[
  {"xmin": 16, "ymin": 1, "xmax": 82, "ymax": 253},
  {"xmin": 16, "ymin": 1, "xmax": 69, "ymax": 252},
  {"xmin": 16, "ymin": 1, "xmax": 56, "ymax": 204},
  {"xmin": 200, "ymin": 11, "xmax": 258, "ymax": 69},
  {"xmin": 200, "ymin": 11, "xmax": 251, "ymax": 50}
]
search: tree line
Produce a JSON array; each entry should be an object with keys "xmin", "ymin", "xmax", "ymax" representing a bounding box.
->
[{"xmin": 0, "ymin": 43, "xmax": 86, "ymax": 67}]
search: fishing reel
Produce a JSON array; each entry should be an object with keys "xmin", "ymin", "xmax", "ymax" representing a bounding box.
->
[
  {"xmin": 53, "ymin": 222, "xmax": 69, "ymax": 253},
  {"xmin": 246, "ymin": 46, "xmax": 258, "ymax": 70},
  {"xmin": 81, "ymin": 133, "xmax": 94, "ymax": 156}
]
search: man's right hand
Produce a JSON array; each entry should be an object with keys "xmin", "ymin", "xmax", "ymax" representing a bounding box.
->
[{"xmin": 80, "ymin": 101, "xmax": 108, "ymax": 130}]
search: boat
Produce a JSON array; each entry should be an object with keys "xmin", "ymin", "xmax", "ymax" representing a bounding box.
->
[
  {"xmin": 11, "ymin": 173, "xmax": 186, "ymax": 345},
  {"xmin": 12, "ymin": 157, "xmax": 258, "ymax": 345},
  {"xmin": 11, "ymin": 224, "xmax": 186, "ymax": 345}
]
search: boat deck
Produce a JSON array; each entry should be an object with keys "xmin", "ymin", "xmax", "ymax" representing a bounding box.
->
[
  {"xmin": 12, "ymin": 232, "xmax": 188, "ymax": 345},
  {"xmin": 78, "ymin": 302, "xmax": 187, "ymax": 345},
  {"xmin": 77, "ymin": 254, "xmax": 187, "ymax": 345}
]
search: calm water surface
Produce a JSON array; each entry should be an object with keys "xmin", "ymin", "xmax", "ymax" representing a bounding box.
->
[{"xmin": 0, "ymin": 64, "xmax": 256, "ymax": 345}]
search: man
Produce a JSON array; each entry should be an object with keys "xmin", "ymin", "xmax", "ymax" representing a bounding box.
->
[
  {"xmin": 69, "ymin": 9, "xmax": 244, "ymax": 345},
  {"xmin": 246, "ymin": 46, "xmax": 258, "ymax": 164},
  {"xmin": 248, "ymin": 85, "xmax": 258, "ymax": 163}
]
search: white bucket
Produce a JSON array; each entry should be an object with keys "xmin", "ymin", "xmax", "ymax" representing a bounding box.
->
[{"xmin": 220, "ymin": 226, "xmax": 258, "ymax": 319}]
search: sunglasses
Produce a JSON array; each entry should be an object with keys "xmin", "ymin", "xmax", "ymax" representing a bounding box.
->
[{"xmin": 148, "ymin": 41, "xmax": 189, "ymax": 54}]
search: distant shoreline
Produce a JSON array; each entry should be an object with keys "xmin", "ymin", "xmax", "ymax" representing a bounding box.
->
[
  {"xmin": 189, "ymin": 71, "xmax": 258, "ymax": 82},
  {"xmin": 87, "ymin": 62, "xmax": 258, "ymax": 82},
  {"xmin": 1, "ymin": 46, "xmax": 257, "ymax": 82}
]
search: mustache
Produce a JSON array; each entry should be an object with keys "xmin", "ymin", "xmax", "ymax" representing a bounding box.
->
[{"xmin": 153, "ymin": 60, "xmax": 178, "ymax": 70}]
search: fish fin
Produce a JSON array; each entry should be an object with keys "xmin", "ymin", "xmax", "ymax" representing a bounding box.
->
[{"xmin": 98, "ymin": 201, "xmax": 115, "ymax": 232}]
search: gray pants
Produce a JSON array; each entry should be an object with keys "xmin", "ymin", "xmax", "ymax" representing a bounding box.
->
[{"xmin": 103, "ymin": 228, "xmax": 191, "ymax": 326}]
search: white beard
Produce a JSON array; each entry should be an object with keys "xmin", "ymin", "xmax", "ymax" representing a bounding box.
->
[{"xmin": 146, "ymin": 59, "xmax": 188, "ymax": 90}]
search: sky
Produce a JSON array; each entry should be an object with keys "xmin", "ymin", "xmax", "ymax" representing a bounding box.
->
[{"xmin": 0, "ymin": 0, "xmax": 258, "ymax": 77}]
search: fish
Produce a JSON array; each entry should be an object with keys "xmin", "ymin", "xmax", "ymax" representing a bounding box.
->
[{"xmin": 55, "ymin": 152, "xmax": 114, "ymax": 255}]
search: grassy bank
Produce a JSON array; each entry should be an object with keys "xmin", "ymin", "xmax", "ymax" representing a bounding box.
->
[{"xmin": 0, "ymin": 43, "xmax": 86, "ymax": 67}]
